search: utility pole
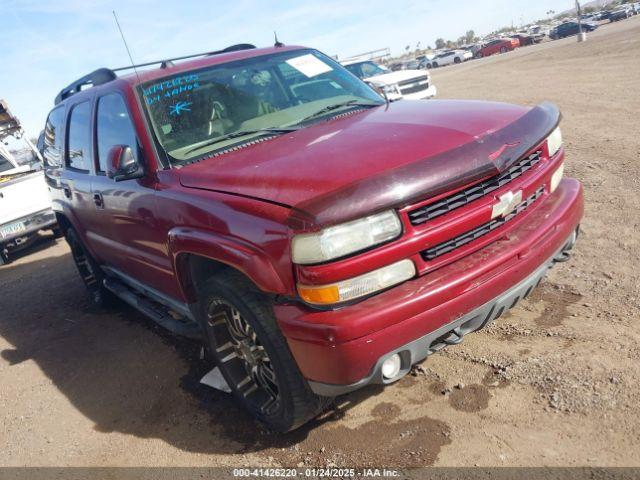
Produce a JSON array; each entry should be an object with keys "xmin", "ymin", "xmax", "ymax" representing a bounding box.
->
[{"xmin": 576, "ymin": 0, "xmax": 587, "ymax": 42}]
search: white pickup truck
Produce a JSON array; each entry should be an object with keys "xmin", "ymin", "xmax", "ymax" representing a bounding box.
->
[
  {"xmin": 0, "ymin": 101, "xmax": 57, "ymax": 264},
  {"xmin": 341, "ymin": 59, "xmax": 437, "ymax": 101}
]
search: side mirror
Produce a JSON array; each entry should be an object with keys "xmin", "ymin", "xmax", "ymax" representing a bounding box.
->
[{"xmin": 106, "ymin": 145, "xmax": 143, "ymax": 182}]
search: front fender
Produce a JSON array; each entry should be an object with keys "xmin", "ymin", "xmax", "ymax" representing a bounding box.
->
[{"xmin": 168, "ymin": 227, "xmax": 289, "ymax": 302}]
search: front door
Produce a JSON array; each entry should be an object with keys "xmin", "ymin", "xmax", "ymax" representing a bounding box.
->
[{"xmin": 90, "ymin": 93, "xmax": 175, "ymax": 296}]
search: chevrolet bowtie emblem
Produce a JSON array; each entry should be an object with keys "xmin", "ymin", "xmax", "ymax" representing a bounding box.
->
[{"xmin": 491, "ymin": 190, "xmax": 523, "ymax": 219}]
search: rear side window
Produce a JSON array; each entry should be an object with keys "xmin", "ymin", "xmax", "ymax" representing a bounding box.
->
[
  {"xmin": 66, "ymin": 101, "xmax": 92, "ymax": 172},
  {"xmin": 96, "ymin": 94, "xmax": 138, "ymax": 173},
  {"xmin": 43, "ymin": 107, "xmax": 65, "ymax": 167}
]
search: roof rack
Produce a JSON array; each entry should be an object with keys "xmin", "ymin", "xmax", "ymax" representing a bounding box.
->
[
  {"xmin": 54, "ymin": 68, "xmax": 117, "ymax": 105},
  {"xmin": 54, "ymin": 43, "xmax": 257, "ymax": 105}
]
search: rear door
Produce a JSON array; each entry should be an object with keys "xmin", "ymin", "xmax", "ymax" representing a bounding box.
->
[{"xmin": 61, "ymin": 99, "xmax": 96, "ymax": 248}]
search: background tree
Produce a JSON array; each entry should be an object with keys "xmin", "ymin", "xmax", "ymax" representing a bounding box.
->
[
  {"xmin": 435, "ymin": 38, "xmax": 446, "ymax": 49},
  {"xmin": 465, "ymin": 30, "xmax": 476, "ymax": 44}
]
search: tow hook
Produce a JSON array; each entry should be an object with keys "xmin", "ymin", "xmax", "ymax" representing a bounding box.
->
[{"xmin": 554, "ymin": 226, "xmax": 579, "ymax": 263}]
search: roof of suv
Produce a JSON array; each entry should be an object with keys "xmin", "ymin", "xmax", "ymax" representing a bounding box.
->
[
  {"xmin": 54, "ymin": 44, "xmax": 307, "ymax": 105},
  {"xmin": 119, "ymin": 45, "xmax": 304, "ymax": 86}
]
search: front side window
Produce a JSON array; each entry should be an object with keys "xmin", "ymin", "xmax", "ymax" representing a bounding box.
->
[
  {"xmin": 43, "ymin": 106, "xmax": 65, "ymax": 168},
  {"xmin": 66, "ymin": 101, "xmax": 92, "ymax": 172},
  {"xmin": 96, "ymin": 94, "xmax": 138, "ymax": 172},
  {"xmin": 344, "ymin": 61, "xmax": 388, "ymax": 80},
  {"xmin": 139, "ymin": 49, "xmax": 383, "ymax": 163}
]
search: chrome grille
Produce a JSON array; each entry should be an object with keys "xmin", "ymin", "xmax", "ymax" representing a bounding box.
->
[
  {"xmin": 398, "ymin": 75, "xmax": 429, "ymax": 87},
  {"xmin": 400, "ymin": 82, "xmax": 430, "ymax": 95},
  {"xmin": 408, "ymin": 150, "xmax": 543, "ymax": 226}
]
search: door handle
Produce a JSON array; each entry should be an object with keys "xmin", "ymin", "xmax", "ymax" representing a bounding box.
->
[{"xmin": 93, "ymin": 192, "xmax": 104, "ymax": 208}]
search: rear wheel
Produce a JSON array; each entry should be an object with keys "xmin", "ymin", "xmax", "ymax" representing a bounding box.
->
[
  {"xmin": 0, "ymin": 246, "xmax": 9, "ymax": 266},
  {"xmin": 476, "ymin": 52, "xmax": 484, "ymax": 58},
  {"xmin": 65, "ymin": 228, "xmax": 113, "ymax": 307},
  {"xmin": 432, "ymin": 62, "xmax": 438, "ymax": 68},
  {"xmin": 199, "ymin": 271, "xmax": 329, "ymax": 432},
  {"xmin": 500, "ymin": 46, "xmax": 508, "ymax": 53},
  {"xmin": 454, "ymin": 57, "xmax": 461, "ymax": 64},
  {"xmin": 52, "ymin": 226, "xmax": 64, "ymax": 239}
]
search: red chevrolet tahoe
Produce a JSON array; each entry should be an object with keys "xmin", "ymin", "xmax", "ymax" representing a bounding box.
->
[{"xmin": 43, "ymin": 44, "xmax": 583, "ymax": 431}]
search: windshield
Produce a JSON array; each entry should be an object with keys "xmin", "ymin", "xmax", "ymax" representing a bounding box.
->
[
  {"xmin": 343, "ymin": 61, "xmax": 389, "ymax": 80},
  {"xmin": 139, "ymin": 49, "xmax": 383, "ymax": 163}
]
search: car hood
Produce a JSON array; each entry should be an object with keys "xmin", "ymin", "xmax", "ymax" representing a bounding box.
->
[
  {"xmin": 179, "ymin": 100, "xmax": 560, "ymax": 228},
  {"xmin": 362, "ymin": 69, "xmax": 428, "ymax": 85}
]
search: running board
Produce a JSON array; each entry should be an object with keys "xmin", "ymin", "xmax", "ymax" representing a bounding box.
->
[{"xmin": 103, "ymin": 277, "xmax": 202, "ymax": 339}]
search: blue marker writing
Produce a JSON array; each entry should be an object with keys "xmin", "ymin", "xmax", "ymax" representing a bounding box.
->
[{"xmin": 169, "ymin": 101, "xmax": 192, "ymax": 116}]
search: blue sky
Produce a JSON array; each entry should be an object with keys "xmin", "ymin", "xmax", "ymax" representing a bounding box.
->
[{"xmin": 1, "ymin": 0, "xmax": 573, "ymax": 138}]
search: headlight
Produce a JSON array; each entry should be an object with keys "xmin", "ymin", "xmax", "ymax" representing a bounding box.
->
[
  {"xmin": 384, "ymin": 84, "xmax": 399, "ymax": 94},
  {"xmin": 292, "ymin": 210, "xmax": 402, "ymax": 264},
  {"xmin": 550, "ymin": 162, "xmax": 564, "ymax": 193},
  {"xmin": 547, "ymin": 126, "xmax": 563, "ymax": 157},
  {"xmin": 297, "ymin": 259, "xmax": 416, "ymax": 305}
]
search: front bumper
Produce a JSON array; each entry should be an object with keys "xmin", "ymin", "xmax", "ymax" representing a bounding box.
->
[
  {"xmin": 275, "ymin": 178, "xmax": 583, "ymax": 393},
  {"xmin": 402, "ymin": 84, "xmax": 437, "ymax": 100},
  {"xmin": 308, "ymin": 229, "xmax": 577, "ymax": 396}
]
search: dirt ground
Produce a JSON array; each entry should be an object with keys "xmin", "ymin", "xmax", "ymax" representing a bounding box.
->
[{"xmin": 1, "ymin": 17, "xmax": 639, "ymax": 468}]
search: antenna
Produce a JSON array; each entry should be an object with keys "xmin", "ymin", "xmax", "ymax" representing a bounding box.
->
[
  {"xmin": 274, "ymin": 31, "xmax": 284, "ymax": 48},
  {"xmin": 112, "ymin": 11, "xmax": 141, "ymax": 83}
]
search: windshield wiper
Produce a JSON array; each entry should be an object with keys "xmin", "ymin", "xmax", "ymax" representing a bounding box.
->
[
  {"xmin": 295, "ymin": 99, "xmax": 381, "ymax": 125},
  {"xmin": 185, "ymin": 127, "xmax": 300, "ymax": 155}
]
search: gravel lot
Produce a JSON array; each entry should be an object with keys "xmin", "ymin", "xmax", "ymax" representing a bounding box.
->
[{"xmin": 1, "ymin": 17, "xmax": 639, "ymax": 468}]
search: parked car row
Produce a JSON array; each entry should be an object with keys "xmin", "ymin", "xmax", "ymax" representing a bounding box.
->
[
  {"xmin": 401, "ymin": 30, "xmax": 544, "ymax": 69},
  {"xmin": 607, "ymin": 4, "xmax": 636, "ymax": 21}
]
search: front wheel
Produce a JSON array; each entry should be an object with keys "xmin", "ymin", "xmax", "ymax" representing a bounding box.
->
[
  {"xmin": 454, "ymin": 57, "xmax": 461, "ymax": 64},
  {"xmin": 199, "ymin": 271, "xmax": 329, "ymax": 432},
  {"xmin": 476, "ymin": 52, "xmax": 484, "ymax": 58},
  {"xmin": 432, "ymin": 62, "xmax": 438, "ymax": 68},
  {"xmin": 500, "ymin": 46, "xmax": 508, "ymax": 53}
]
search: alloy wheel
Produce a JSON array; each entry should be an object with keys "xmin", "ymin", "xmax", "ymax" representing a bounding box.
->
[{"xmin": 206, "ymin": 299, "xmax": 280, "ymax": 415}]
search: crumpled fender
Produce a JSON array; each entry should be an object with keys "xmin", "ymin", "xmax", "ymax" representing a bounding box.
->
[{"xmin": 288, "ymin": 101, "xmax": 561, "ymax": 229}]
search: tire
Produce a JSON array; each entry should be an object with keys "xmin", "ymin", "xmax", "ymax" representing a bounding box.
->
[
  {"xmin": 454, "ymin": 57, "xmax": 461, "ymax": 64},
  {"xmin": 426, "ymin": 63, "xmax": 432, "ymax": 69},
  {"xmin": 65, "ymin": 228, "xmax": 113, "ymax": 307},
  {"xmin": 476, "ymin": 52, "xmax": 484, "ymax": 58},
  {"xmin": 52, "ymin": 226, "xmax": 64, "ymax": 239},
  {"xmin": 500, "ymin": 46, "xmax": 508, "ymax": 53},
  {"xmin": 198, "ymin": 270, "xmax": 329, "ymax": 432},
  {"xmin": 0, "ymin": 246, "xmax": 9, "ymax": 266},
  {"xmin": 432, "ymin": 62, "xmax": 438, "ymax": 68}
]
